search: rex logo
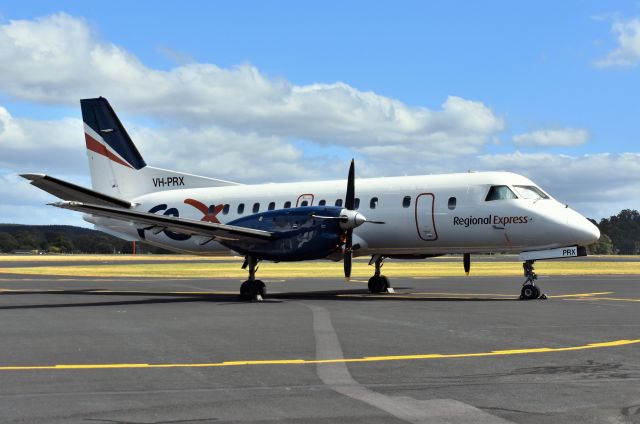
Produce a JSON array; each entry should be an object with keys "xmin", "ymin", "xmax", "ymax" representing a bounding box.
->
[{"xmin": 137, "ymin": 198, "xmax": 224, "ymax": 240}]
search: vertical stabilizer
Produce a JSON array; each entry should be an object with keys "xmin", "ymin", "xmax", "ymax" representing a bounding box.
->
[{"xmin": 81, "ymin": 97, "xmax": 240, "ymax": 200}]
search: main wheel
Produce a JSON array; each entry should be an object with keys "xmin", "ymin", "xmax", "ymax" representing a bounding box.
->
[
  {"xmin": 255, "ymin": 280, "xmax": 266, "ymax": 297},
  {"xmin": 368, "ymin": 276, "xmax": 387, "ymax": 293},
  {"xmin": 380, "ymin": 276, "xmax": 390, "ymax": 291},
  {"xmin": 520, "ymin": 284, "xmax": 539, "ymax": 300},
  {"xmin": 239, "ymin": 280, "xmax": 259, "ymax": 300}
]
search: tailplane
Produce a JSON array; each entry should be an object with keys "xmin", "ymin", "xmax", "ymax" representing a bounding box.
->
[{"xmin": 81, "ymin": 97, "xmax": 240, "ymax": 199}]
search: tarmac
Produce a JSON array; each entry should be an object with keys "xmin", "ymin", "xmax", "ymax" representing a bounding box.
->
[{"xmin": 0, "ymin": 259, "xmax": 639, "ymax": 423}]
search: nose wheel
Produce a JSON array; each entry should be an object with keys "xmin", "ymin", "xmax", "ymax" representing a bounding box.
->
[{"xmin": 520, "ymin": 260, "xmax": 547, "ymax": 300}]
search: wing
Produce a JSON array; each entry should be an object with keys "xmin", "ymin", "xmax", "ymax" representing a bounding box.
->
[
  {"xmin": 52, "ymin": 201, "xmax": 275, "ymax": 243},
  {"xmin": 22, "ymin": 174, "xmax": 131, "ymax": 208}
]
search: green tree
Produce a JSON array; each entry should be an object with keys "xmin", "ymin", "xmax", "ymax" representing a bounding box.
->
[
  {"xmin": 590, "ymin": 233, "xmax": 614, "ymax": 255},
  {"xmin": 0, "ymin": 232, "xmax": 19, "ymax": 253},
  {"xmin": 599, "ymin": 209, "xmax": 640, "ymax": 254}
]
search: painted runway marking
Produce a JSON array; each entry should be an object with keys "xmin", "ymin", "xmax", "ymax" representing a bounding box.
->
[
  {"xmin": 336, "ymin": 291, "xmax": 613, "ymax": 300},
  {"xmin": 567, "ymin": 297, "xmax": 640, "ymax": 303},
  {"xmin": 0, "ymin": 288, "xmax": 237, "ymax": 295},
  {"xmin": 0, "ymin": 339, "xmax": 638, "ymax": 372}
]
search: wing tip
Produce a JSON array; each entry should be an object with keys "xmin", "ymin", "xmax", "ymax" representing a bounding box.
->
[{"xmin": 20, "ymin": 173, "xmax": 46, "ymax": 181}]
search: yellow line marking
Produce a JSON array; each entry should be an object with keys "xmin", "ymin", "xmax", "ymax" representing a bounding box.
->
[
  {"xmin": 0, "ymin": 289, "xmax": 237, "ymax": 295},
  {"xmin": 548, "ymin": 292, "xmax": 613, "ymax": 298},
  {"xmin": 0, "ymin": 339, "xmax": 637, "ymax": 371},
  {"xmin": 336, "ymin": 291, "xmax": 613, "ymax": 299},
  {"xmin": 567, "ymin": 297, "xmax": 640, "ymax": 303}
]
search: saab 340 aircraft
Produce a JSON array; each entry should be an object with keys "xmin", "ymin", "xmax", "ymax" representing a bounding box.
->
[{"xmin": 23, "ymin": 97, "xmax": 600, "ymax": 301}]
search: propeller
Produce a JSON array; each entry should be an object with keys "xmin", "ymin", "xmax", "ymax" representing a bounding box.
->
[
  {"xmin": 463, "ymin": 253, "xmax": 471, "ymax": 276},
  {"xmin": 310, "ymin": 159, "xmax": 384, "ymax": 279},
  {"xmin": 343, "ymin": 160, "xmax": 356, "ymax": 279},
  {"xmin": 341, "ymin": 159, "xmax": 384, "ymax": 279}
]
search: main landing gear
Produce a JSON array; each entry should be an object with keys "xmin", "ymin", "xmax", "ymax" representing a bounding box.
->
[
  {"xmin": 367, "ymin": 255, "xmax": 395, "ymax": 294},
  {"xmin": 520, "ymin": 260, "xmax": 547, "ymax": 300},
  {"xmin": 239, "ymin": 255, "xmax": 266, "ymax": 301}
]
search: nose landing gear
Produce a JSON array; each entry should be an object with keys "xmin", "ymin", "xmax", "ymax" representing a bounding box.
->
[{"xmin": 520, "ymin": 260, "xmax": 547, "ymax": 300}]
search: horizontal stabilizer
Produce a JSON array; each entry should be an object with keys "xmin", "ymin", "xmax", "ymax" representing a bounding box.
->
[
  {"xmin": 52, "ymin": 201, "xmax": 275, "ymax": 243},
  {"xmin": 21, "ymin": 174, "xmax": 131, "ymax": 208}
]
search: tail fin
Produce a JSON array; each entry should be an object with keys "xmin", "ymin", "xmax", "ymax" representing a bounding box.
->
[{"xmin": 81, "ymin": 97, "xmax": 240, "ymax": 199}]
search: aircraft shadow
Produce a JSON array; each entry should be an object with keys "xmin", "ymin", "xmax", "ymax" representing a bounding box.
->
[{"xmin": 0, "ymin": 288, "xmax": 520, "ymax": 310}]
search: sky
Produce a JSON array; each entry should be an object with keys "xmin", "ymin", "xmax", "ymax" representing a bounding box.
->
[{"xmin": 0, "ymin": 1, "xmax": 639, "ymax": 227}]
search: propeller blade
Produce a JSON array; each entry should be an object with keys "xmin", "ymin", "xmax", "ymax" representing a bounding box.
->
[
  {"xmin": 463, "ymin": 253, "xmax": 471, "ymax": 276},
  {"xmin": 345, "ymin": 159, "xmax": 355, "ymax": 210},
  {"xmin": 344, "ymin": 229, "xmax": 353, "ymax": 279}
]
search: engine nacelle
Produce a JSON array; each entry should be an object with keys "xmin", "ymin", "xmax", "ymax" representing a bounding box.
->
[{"xmin": 221, "ymin": 206, "xmax": 344, "ymax": 261}]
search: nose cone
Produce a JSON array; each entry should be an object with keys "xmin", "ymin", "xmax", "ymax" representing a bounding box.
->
[{"xmin": 567, "ymin": 210, "xmax": 600, "ymax": 246}]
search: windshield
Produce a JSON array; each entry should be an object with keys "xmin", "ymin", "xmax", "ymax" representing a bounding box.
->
[
  {"xmin": 513, "ymin": 185, "xmax": 549, "ymax": 200},
  {"xmin": 485, "ymin": 185, "xmax": 518, "ymax": 201}
]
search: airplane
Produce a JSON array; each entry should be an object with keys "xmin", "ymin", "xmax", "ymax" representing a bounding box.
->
[{"xmin": 22, "ymin": 97, "xmax": 601, "ymax": 301}]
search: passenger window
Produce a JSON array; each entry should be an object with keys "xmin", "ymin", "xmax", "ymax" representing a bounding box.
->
[
  {"xmin": 253, "ymin": 203, "xmax": 260, "ymax": 213},
  {"xmin": 370, "ymin": 197, "xmax": 378, "ymax": 209},
  {"xmin": 513, "ymin": 185, "xmax": 550, "ymax": 200},
  {"xmin": 268, "ymin": 202, "xmax": 275, "ymax": 211},
  {"xmin": 237, "ymin": 203, "xmax": 245, "ymax": 214},
  {"xmin": 448, "ymin": 197, "xmax": 456, "ymax": 210},
  {"xmin": 354, "ymin": 198, "xmax": 360, "ymax": 209},
  {"xmin": 300, "ymin": 200, "xmax": 309, "ymax": 207},
  {"xmin": 402, "ymin": 196, "xmax": 411, "ymax": 208},
  {"xmin": 318, "ymin": 199, "xmax": 326, "ymax": 206},
  {"xmin": 222, "ymin": 204, "xmax": 230, "ymax": 215},
  {"xmin": 485, "ymin": 185, "xmax": 518, "ymax": 201},
  {"xmin": 335, "ymin": 199, "xmax": 343, "ymax": 207},
  {"xmin": 284, "ymin": 201, "xmax": 291, "ymax": 208}
]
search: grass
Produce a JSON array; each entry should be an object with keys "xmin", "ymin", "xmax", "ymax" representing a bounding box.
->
[{"xmin": 0, "ymin": 255, "xmax": 639, "ymax": 278}]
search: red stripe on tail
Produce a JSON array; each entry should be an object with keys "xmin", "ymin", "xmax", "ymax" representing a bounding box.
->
[{"xmin": 85, "ymin": 133, "xmax": 133, "ymax": 169}]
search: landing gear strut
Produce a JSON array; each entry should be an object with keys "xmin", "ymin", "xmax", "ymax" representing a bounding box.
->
[
  {"xmin": 239, "ymin": 255, "xmax": 266, "ymax": 301},
  {"xmin": 520, "ymin": 260, "xmax": 546, "ymax": 300},
  {"xmin": 367, "ymin": 255, "xmax": 394, "ymax": 293}
]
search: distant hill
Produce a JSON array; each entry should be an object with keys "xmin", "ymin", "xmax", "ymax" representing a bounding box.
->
[{"xmin": 0, "ymin": 224, "xmax": 172, "ymax": 254}]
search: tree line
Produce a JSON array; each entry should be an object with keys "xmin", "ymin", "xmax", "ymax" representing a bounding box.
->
[
  {"xmin": 0, "ymin": 208, "xmax": 638, "ymax": 255},
  {"xmin": 0, "ymin": 224, "xmax": 171, "ymax": 254}
]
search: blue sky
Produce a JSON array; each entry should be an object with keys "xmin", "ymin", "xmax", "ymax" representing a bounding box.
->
[{"xmin": 0, "ymin": 1, "xmax": 639, "ymax": 225}]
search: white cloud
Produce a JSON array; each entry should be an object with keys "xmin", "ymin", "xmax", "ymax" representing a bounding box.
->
[
  {"xmin": 475, "ymin": 152, "xmax": 640, "ymax": 218},
  {"xmin": 512, "ymin": 128, "xmax": 589, "ymax": 147},
  {"xmin": 0, "ymin": 106, "xmax": 85, "ymax": 173},
  {"xmin": 0, "ymin": 13, "xmax": 503, "ymax": 158},
  {"xmin": 595, "ymin": 17, "xmax": 640, "ymax": 67},
  {"xmin": 0, "ymin": 13, "xmax": 637, "ymax": 225}
]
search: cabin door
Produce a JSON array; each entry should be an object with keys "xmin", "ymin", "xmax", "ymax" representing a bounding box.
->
[{"xmin": 415, "ymin": 193, "xmax": 438, "ymax": 241}]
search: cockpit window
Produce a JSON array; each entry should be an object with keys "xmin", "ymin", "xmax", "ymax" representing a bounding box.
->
[
  {"xmin": 485, "ymin": 185, "xmax": 518, "ymax": 201},
  {"xmin": 513, "ymin": 185, "xmax": 550, "ymax": 200}
]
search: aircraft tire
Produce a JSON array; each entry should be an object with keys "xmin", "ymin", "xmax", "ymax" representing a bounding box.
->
[
  {"xmin": 520, "ymin": 284, "xmax": 539, "ymax": 300},
  {"xmin": 368, "ymin": 276, "xmax": 387, "ymax": 293},
  {"xmin": 255, "ymin": 280, "xmax": 266, "ymax": 297},
  {"xmin": 240, "ymin": 280, "xmax": 259, "ymax": 301}
]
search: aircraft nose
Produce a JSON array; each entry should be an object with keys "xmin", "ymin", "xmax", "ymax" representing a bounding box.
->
[{"xmin": 567, "ymin": 210, "xmax": 600, "ymax": 246}]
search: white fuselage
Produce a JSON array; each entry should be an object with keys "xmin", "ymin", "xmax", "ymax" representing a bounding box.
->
[{"xmin": 86, "ymin": 171, "xmax": 600, "ymax": 257}]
